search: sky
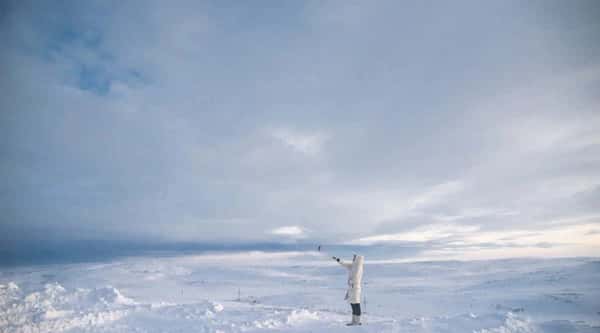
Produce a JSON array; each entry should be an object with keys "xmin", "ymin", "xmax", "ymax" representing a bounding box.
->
[{"xmin": 1, "ymin": 0, "xmax": 600, "ymax": 260}]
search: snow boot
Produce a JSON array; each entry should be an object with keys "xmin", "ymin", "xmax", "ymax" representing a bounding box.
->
[{"xmin": 346, "ymin": 315, "xmax": 362, "ymax": 326}]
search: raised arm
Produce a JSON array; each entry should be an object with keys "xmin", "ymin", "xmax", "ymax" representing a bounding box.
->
[{"xmin": 332, "ymin": 256, "xmax": 352, "ymax": 269}]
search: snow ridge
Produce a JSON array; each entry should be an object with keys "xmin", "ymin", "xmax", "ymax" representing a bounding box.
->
[{"xmin": 0, "ymin": 282, "xmax": 134, "ymax": 333}]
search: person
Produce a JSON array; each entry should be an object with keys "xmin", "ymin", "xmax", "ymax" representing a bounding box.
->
[{"xmin": 332, "ymin": 254, "xmax": 364, "ymax": 326}]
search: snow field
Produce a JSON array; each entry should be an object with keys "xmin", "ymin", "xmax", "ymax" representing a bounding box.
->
[{"xmin": 1, "ymin": 252, "xmax": 599, "ymax": 332}]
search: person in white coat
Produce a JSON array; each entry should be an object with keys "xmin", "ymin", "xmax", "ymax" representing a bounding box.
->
[{"xmin": 332, "ymin": 254, "xmax": 364, "ymax": 326}]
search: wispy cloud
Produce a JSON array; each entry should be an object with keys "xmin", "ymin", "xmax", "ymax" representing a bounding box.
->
[
  {"xmin": 350, "ymin": 218, "xmax": 600, "ymax": 259},
  {"xmin": 352, "ymin": 223, "xmax": 480, "ymax": 244},
  {"xmin": 271, "ymin": 226, "xmax": 307, "ymax": 239},
  {"xmin": 269, "ymin": 128, "xmax": 328, "ymax": 156}
]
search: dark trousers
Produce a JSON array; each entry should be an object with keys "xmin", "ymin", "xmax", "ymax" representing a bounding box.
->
[{"xmin": 351, "ymin": 303, "xmax": 361, "ymax": 316}]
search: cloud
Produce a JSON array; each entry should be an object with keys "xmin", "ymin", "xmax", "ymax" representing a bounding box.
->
[
  {"xmin": 350, "ymin": 218, "xmax": 600, "ymax": 259},
  {"xmin": 433, "ymin": 208, "xmax": 519, "ymax": 222},
  {"xmin": 271, "ymin": 226, "xmax": 306, "ymax": 239},
  {"xmin": 269, "ymin": 128, "xmax": 328, "ymax": 156},
  {"xmin": 352, "ymin": 223, "xmax": 480, "ymax": 244},
  {"xmin": 1, "ymin": 1, "xmax": 600, "ymax": 260},
  {"xmin": 327, "ymin": 180, "xmax": 464, "ymax": 225}
]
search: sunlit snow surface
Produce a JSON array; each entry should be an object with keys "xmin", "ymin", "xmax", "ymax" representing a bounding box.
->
[{"xmin": 1, "ymin": 252, "xmax": 599, "ymax": 332}]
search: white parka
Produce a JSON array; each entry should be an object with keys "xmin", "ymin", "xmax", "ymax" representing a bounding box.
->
[{"xmin": 336, "ymin": 255, "xmax": 364, "ymax": 304}]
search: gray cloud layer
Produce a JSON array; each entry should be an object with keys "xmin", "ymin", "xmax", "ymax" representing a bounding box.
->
[{"xmin": 1, "ymin": 1, "xmax": 599, "ymax": 256}]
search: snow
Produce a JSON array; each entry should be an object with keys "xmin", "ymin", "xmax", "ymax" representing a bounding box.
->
[{"xmin": 1, "ymin": 252, "xmax": 599, "ymax": 332}]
